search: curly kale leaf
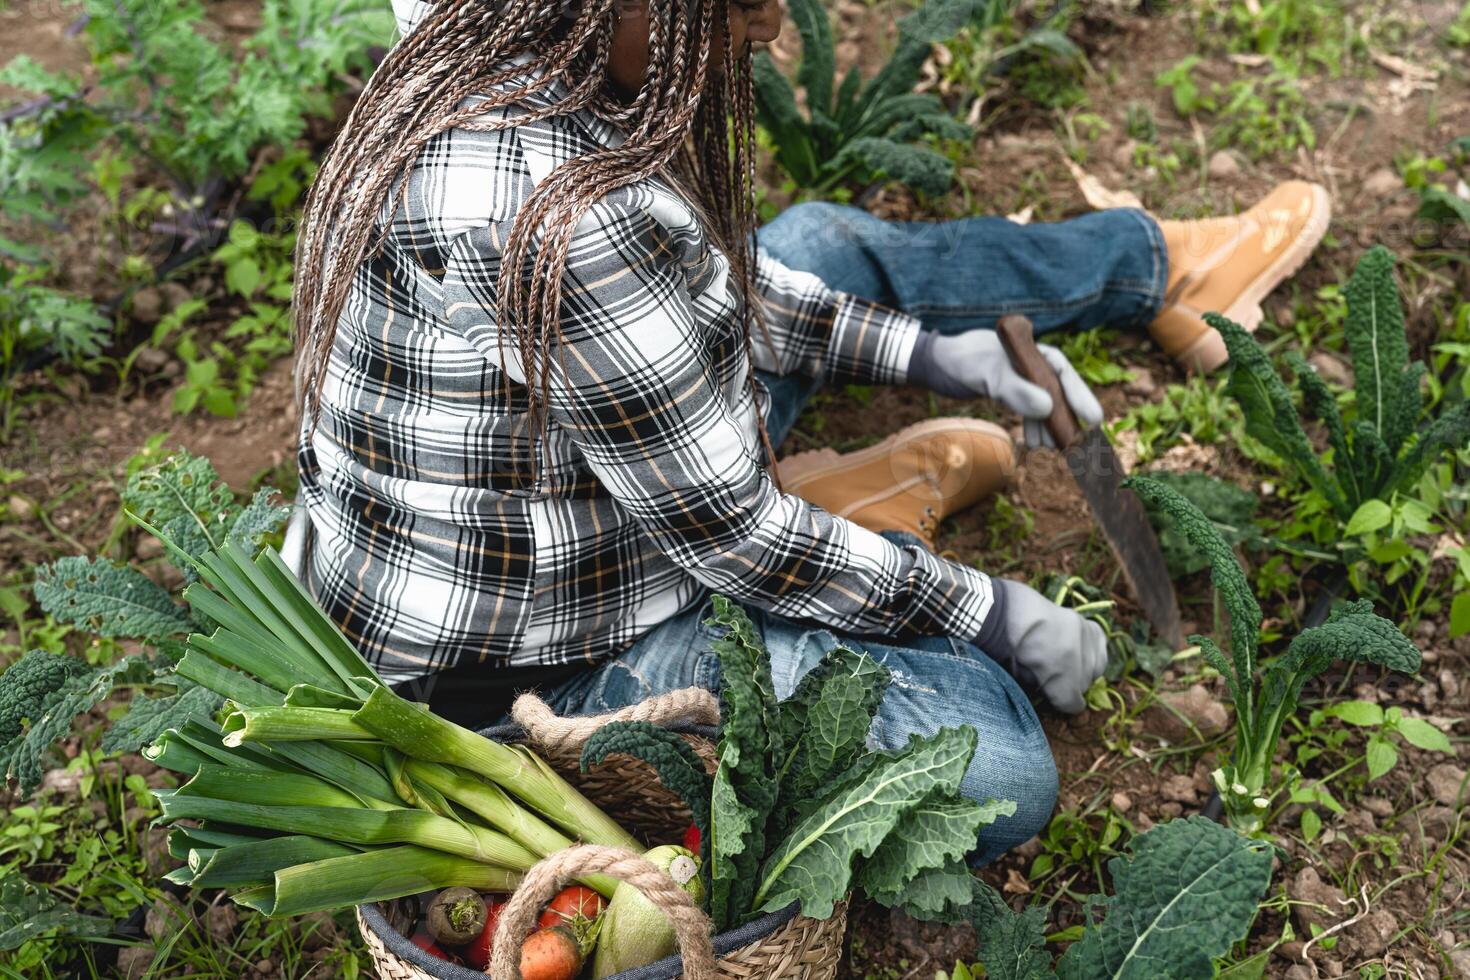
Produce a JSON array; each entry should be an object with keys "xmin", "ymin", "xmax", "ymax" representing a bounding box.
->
[
  {"xmin": 754, "ymin": 725, "xmax": 976, "ymax": 919},
  {"xmin": 771, "ymin": 645, "xmax": 889, "ymax": 838},
  {"xmin": 1387, "ymin": 400, "xmax": 1470, "ymax": 496},
  {"xmin": 1137, "ymin": 471, "xmax": 1261, "ymax": 578},
  {"xmin": 705, "ymin": 597, "xmax": 780, "ymax": 928},
  {"xmin": 859, "ymin": 793, "xmax": 1014, "ymax": 918},
  {"xmin": 1287, "ymin": 351, "xmax": 1357, "ymax": 501},
  {"xmin": 0, "ymin": 869, "xmax": 112, "ymax": 951},
  {"xmin": 33, "ymin": 556, "xmax": 193, "ymax": 640},
  {"xmin": 1260, "ymin": 599, "xmax": 1420, "ymax": 722},
  {"xmin": 100, "ymin": 683, "xmax": 222, "ymax": 754},
  {"xmin": 1, "ymin": 651, "xmax": 156, "ymax": 795},
  {"xmin": 580, "ymin": 720, "xmax": 713, "ymax": 855},
  {"xmin": 835, "ymin": 137, "xmax": 956, "ymax": 197},
  {"xmin": 1054, "ymin": 817, "xmax": 1272, "ymax": 980},
  {"xmin": 1124, "ymin": 476, "xmax": 1260, "ymax": 700},
  {"xmin": 786, "ymin": 0, "xmax": 834, "ymax": 114},
  {"xmin": 1212, "ymin": 313, "xmax": 1348, "ymax": 518},
  {"xmin": 969, "ymin": 880, "xmax": 1055, "ymax": 980},
  {"xmin": 1343, "ymin": 245, "xmax": 1415, "ymax": 453},
  {"xmin": 123, "ymin": 453, "xmax": 289, "ymax": 582}
]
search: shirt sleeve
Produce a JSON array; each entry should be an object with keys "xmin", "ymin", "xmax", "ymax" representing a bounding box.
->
[
  {"xmin": 441, "ymin": 200, "xmax": 997, "ymax": 644},
  {"xmin": 750, "ymin": 247, "xmax": 921, "ymax": 386}
]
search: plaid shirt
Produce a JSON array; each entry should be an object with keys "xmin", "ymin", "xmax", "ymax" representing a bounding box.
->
[{"xmin": 298, "ymin": 8, "xmax": 998, "ymax": 681}]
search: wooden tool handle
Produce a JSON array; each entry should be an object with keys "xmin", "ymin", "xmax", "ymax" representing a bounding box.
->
[{"xmin": 996, "ymin": 314, "xmax": 1082, "ymax": 450}]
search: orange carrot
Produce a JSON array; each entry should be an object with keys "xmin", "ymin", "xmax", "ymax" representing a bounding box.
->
[{"xmin": 518, "ymin": 925, "xmax": 583, "ymax": 980}]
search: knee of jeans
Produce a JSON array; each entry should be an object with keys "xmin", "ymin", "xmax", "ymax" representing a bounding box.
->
[
  {"xmin": 759, "ymin": 202, "xmax": 865, "ymax": 265},
  {"xmin": 969, "ymin": 726, "xmax": 1058, "ymax": 865}
]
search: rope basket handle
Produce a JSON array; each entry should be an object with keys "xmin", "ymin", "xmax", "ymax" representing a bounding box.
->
[
  {"xmin": 489, "ymin": 844, "xmax": 716, "ymax": 980},
  {"xmin": 511, "ymin": 688, "xmax": 720, "ymax": 757}
]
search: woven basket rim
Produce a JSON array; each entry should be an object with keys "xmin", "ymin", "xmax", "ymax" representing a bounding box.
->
[{"xmin": 357, "ymin": 718, "xmax": 811, "ymax": 980}]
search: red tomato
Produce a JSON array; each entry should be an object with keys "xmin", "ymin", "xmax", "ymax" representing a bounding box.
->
[
  {"xmin": 411, "ymin": 931, "xmax": 448, "ymax": 960},
  {"xmin": 464, "ymin": 896, "xmax": 506, "ymax": 970},
  {"xmin": 536, "ymin": 885, "xmax": 606, "ymax": 930},
  {"xmin": 683, "ymin": 824, "xmax": 701, "ymax": 853}
]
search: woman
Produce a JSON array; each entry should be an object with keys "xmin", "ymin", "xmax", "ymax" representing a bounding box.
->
[{"xmin": 291, "ymin": 0, "xmax": 1328, "ymax": 862}]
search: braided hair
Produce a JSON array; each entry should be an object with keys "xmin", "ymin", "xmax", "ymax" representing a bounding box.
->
[{"xmin": 293, "ymin": 0, "xmax": 766, "ymax": 479}]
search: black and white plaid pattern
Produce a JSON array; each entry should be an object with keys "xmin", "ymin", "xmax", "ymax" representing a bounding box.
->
[{"xmin": 297, "ymin": 64, "xmax": 998, "ymax": 683}]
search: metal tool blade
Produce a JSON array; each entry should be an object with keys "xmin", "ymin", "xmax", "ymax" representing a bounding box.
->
[{"xmin": 1064, "ymin": 427, "xmax": 1185, "ymax": 651}]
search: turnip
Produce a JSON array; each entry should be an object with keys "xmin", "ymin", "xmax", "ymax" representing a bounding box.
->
[
  {"xmin": 426, "ymin": 886, "xmax": 487, "ymax": 947},
  {"xmin": 591, "ymin": 844, "xmax": 703, "ymax": 978}
]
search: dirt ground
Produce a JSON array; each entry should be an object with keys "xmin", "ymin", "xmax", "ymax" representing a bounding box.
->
[{"xmin": 2, "ymin": 0, "xmax": 1469, "ymax": 977}]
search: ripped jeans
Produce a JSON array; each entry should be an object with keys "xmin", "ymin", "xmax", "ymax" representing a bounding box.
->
[{"xmin": 543, "ymin": 583, "xmax": 1057, "ymax": 865}]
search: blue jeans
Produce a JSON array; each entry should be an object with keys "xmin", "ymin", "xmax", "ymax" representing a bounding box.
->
[
  {"xmin": 547, "ymin": 204, "xmax": 1168, "ymax": 863},
  {"xmin": 756, "ymin": 201, "xmax": 1167, "ymax": 447}
]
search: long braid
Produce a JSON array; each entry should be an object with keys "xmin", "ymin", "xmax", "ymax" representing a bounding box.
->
[{"xmin": 295, "ymin": 0, "xmax": 764, "ymax": 486}]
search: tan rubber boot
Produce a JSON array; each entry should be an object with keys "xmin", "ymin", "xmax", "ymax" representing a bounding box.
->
[
  {"xmin": 776, "ymin": 418, "xmax": 1016, "ymax": 546},
  {"xmin": 1151, "ymin": 180, "xmax": 1331, "ymax": 371}
]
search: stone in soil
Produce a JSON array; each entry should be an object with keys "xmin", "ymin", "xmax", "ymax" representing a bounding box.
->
[
  {"xmin": 145, "ymin": 896, "xmax": 190, "ymax": 944},
  {"xmin": 1361, "ymin": 167, "xmax": 1403, "ymax": 198},
  {"xmin": 1111, "ymin": 791, "xmax": 1133, "ymax": 813},
  {"xmin": 1207, "ymin": 149, "xmax": 1242, "ymax": 179},
  {"xmin": 206, "ymin": 902, "xmax": 239, "ymax": 944},
  {"xmin": 129, "ymin": 287, "xmax": 164, "ymax": 324},
  {"xmin": 1349, "ymin": 908, "xmax": 1398, "ymax": 959},
  {"xmin": 1290, "ymin": 865, "xmax": 1347, "ymax": 936},
  {"xmin": 116, "ymin": 944, "xmax": 156, "ymax": 980},
  {"xmin": 1161, "ymin": 773, "xmax": 1199, "ymax": 805},
  {"xmin": 1145, "ymin": 685, "xmax": 1229, "ymax": 744},
  {"xmin": 1426, "ymin": 763, "xmax": 1466, "ymax": 807},
  {"xmin": 1307, "ymin": 350, "xmax": 1354, "ymax": 388},
  {"xmin": 1361, "ymin": 796, "xmax": 1393, "ymax": 818}
]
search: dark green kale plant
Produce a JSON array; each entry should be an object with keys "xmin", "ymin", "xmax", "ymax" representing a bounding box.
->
[
  {"xmin": 1210, "ymin": 246, "xmax": 1470, "ymax": 548},
  {"xmin": 1126, "ymin": 475, "xmax": 1421, "ymax": 834},
  {"xmin": 752, "ymin": 0, "xmax": 973, "ymax": 196},
  {"xmin": 0, "ymin": 451, "xmax": 288, "ymax": 797}
]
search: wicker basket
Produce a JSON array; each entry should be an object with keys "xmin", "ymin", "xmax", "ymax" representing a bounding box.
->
[{"xmin": 356, "ymin": 695, "xmax": 848, "ymax": 980}]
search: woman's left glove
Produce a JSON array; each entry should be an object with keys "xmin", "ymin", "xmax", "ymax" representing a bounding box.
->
[
  {"xmin": 978, "ymin": 579, "xmax": 1107, "ymax": 715},
  {"xmin": 906, "ymin": 329, "xmax": 1104, "ymax": 449}
]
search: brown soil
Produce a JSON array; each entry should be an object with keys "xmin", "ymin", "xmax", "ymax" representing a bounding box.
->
[{"xmin": 3, "ymin": 0, "xmax": 1469, "ymax": 977}]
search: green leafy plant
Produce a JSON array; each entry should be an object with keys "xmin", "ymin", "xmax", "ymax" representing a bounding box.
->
[
  {"xmin": 957, "ymin": 817, "xmax": 1273, "ymax": 979},
  {"xmin": 0, "ymin": 266, "xmax": 111, "ymax": 438},
  {"xmin": 598, "ymin": 598, "xmax": 1013, "ymax": 930},
  {"xmin": 1211, "ymin": 246, "xmax": 1470, "ymax": 592},
  {"xmin": 1125, "ymin": 475, "xmax": 1421, "ymax": 834},
  {"xmin": 0, "ymin": 452, "xmax": 288, "ymax": 797},
  {"xmin": 1137, "ymin": 471, "xmax": 1265, "ymax": 578},
  {"xmin": 937, "ymin": 0, "xmax": 1085, "ymax": 119},
  {"xmin": 752, "ymin": 0, "xmax": 973, "ymax": 196}
]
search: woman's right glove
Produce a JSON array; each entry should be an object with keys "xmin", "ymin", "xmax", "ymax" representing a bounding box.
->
[{"xmin": 978, "ymin": 579, "xmax": 1107, "ymax": 714}]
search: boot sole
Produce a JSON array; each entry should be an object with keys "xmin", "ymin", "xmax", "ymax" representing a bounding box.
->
[
  {"xmin": 1177, "ymin": 182, "xmax": 1333, "ymax": 372},
  {"xmin": 778, "ymin": 417, "xmax": 1015, "ymax": 490}
]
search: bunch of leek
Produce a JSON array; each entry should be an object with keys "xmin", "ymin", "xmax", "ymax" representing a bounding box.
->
[{"xmin": 147, "ymin": 538, "xmax": 639, "ymax": 916}]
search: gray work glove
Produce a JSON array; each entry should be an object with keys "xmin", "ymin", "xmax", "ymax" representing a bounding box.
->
[
  {"xmin": 907, "ymin": 329, "xmax": 1104, "ymax": 449},
  {"xmin": 978, "ymin": 579, "xmax": 1107, "ymax": 714}
]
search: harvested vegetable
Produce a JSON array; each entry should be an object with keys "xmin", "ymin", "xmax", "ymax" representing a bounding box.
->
[
  {"xmin": 520, "ymin": 924, "xmax": 583, "ymax": 980},
  {"xmin": 588, "ymin": 598, "xmax": 1014, "ymax": 930},
  {"xmin": 411, "ymin": 931, "xmax": 448, "ymax": 960},
  {"xmin": 137, "ymin": 537, "xmax": 637, "ymax": 914},
  {"xmin": 682, "ymin": 824, "xmax": 701, "ymax": 853},
  {"xmin": 537, "ymin": 885, "xmax": 605, "ymax": 930},
  {"xmin": 427, "ymin": 887, "xmax": 488, "ymax": 947},
  {"xmin": 463, "ymin": 896, "xmax": 506, "ymax": 970},
  {"xmin": 592, "ymin": 844, "xmax": 703, "ymax": 978}
]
